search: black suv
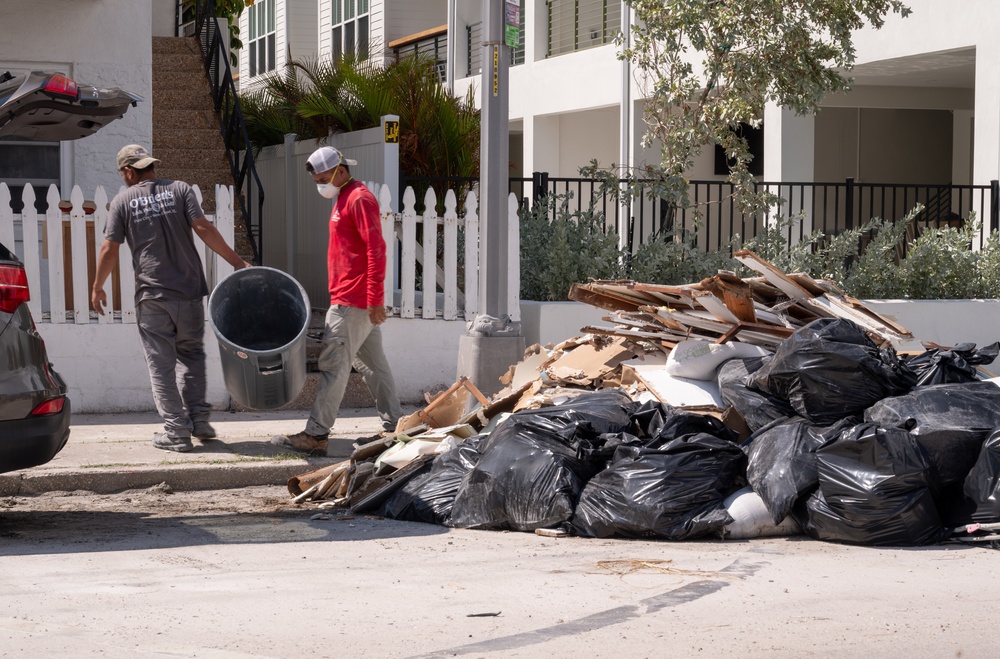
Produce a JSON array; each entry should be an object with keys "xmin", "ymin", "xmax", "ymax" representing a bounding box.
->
[
  {"xmin": 0, "ymin": 70, "xmax": 139, "ymax": 473},
  {"xmin": 0, "ymin": 241, "xmax": 70, "ymax": 472}
]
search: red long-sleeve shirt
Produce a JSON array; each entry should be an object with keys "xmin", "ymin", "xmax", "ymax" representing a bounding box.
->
[{"xmin": 327, "ymin": 180, "xmax": 386, "ymax": 308}]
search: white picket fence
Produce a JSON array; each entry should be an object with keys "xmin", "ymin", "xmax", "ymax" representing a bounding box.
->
[
  {"xmin": 0, "ymin": 181, "xmax": 521, "ymax": 326},
  {"xmin": 375, "ymin": 183, "xmax": 519, "ymax": 322},
  {"xmin": 0, "ymin": 182, "xmax": 235, "ymax": 325}
]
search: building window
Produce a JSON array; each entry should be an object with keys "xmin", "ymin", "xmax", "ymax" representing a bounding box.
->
[
  {"xmin": 332, "ymin": 0, "xmax": 370, "ymax": 60},
  {"xmin": 248, "ymin": 0, "xmax": 276, "ymax": 78},
  {"xmin": 548, "ymin": 0, "xmax": 621, "ymax": 58},
  {"xmin": 0, "ymin": 140, "xmax": 60, "ymax": 213}
]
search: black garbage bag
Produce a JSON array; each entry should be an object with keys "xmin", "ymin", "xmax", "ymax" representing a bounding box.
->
[
  {"xmin": 571, "ymin": 433, "xmax": 747, "ymax": 539},
  {"xmin": 960, "ymin": 427, "xmax": 1000, "ymax": 523},
  {"xmin": 905, "ymin": 342, "xmax": 1000, "ymax": 387},
  {"xmin": 793, "ymin": 423, "xmax": 944, "ymax": 546},
  {"xmin": 748, "ymin": 318, "xmax": 915, "ymax": 425},
  {"xmin": 718, "ymin": 357, "xmax": 796, "ymax": 432},
  {"xmin": 450, "ymin": 390, "xmax": 636, "ymax": 532},
  {"xmin": 865, "ymin": 381, "xmax": 1000, "ymax": 486},
  {"xmin": 745, "ymin": 417, "xmax": 854, "ymax": 525},
  {"xmin": 937, "ymin": 425, "xmax": 1000, "ymax": 526},
  {"xmin": 378, "ymin": 435, "xmax": 485, "ymax": 526}
]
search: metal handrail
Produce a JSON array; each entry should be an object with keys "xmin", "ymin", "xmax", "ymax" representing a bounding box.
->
[{"xmin": 186, "ymin": 0, "xmax": 263, "ymax": 264}]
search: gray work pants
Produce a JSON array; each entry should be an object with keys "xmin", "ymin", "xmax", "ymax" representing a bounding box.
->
[
  {"xmin": 136, "ymin": 298, "xmax": 211, "ymax": 439},
  {"xmin": 305, "ymin": 304, "xmax": 402, "ymax": 436}
]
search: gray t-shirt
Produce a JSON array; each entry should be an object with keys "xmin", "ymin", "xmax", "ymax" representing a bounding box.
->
[{"xmin": 106, "ymin": 179, "xmax": 209, "ymax": 304}]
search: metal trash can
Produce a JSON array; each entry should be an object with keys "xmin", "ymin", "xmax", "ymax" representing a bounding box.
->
[{"xmin": 208, "ymin": 267, "xmax": 311, "ymax": 410}]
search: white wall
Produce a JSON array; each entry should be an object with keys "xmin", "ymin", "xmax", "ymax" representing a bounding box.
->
[
  {"xmin": 288, "ymin": 0, "xmax": 319, "ymax": 63},
  {"xmin": 40, "ymin": 316, "xmax": 467, "ymax": 413},
  {"xmin": 0, "ymin": 0, "xmax": 153, "ymax": 195}
]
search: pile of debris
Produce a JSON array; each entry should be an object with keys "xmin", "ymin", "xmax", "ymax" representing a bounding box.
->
[{"xmin": 288, "ymin": 250, "xmax": 1000, "ymax": 547}]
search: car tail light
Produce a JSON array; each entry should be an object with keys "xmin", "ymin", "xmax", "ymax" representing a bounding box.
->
[
  {"xmin": 0, "ymin": 263, "xmax": 30, "ymax": 313},
  {"xmin": 43, "ymin": 73, "xmax": 79, "ymax": 100},
  {"xmin": 31, "ymin": 397, "xmax": 65, "ymax": 416}
]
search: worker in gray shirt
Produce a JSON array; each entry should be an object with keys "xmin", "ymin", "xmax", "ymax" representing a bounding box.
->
[{"xmin": 91, "ymin": 144, "xmax": 251, "ymax": 452}]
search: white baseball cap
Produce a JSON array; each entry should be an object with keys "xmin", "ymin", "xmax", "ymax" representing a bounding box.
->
[{"xmin": 306, "ymin": 146, "xmax": 357, "ymax": 173}]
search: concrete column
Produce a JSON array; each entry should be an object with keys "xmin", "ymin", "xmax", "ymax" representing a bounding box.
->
[
  {"xmin": 522, "ymin": 114, "xmax": 560, "ymax": 199},
  {"xmin": 763, "ymin": 103, "xmax": 816, "ymax": 237},
  {"xmin": 952, "ymin": 110, "xmax": 974, "ymax": 186},
  {"xmin": 972, "ymin": 42, "xmax": 1000, "ymax": 186}
]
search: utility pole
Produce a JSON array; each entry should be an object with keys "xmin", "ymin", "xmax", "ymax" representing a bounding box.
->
[{"xmin": 456, "ymin": 0, "xmax": 525, "ymax": 397}]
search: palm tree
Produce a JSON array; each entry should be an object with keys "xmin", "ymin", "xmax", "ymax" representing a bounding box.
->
[{"xmin": 239, "ymin": 53, "xmax": 480, "ymax": 184}]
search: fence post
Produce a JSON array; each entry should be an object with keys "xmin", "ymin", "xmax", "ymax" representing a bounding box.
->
[
  {"xmin": 531, "ymin": 171, "xmax": 548, "ymax": 210},
  {"xmin": 381, "ymin": 115, "xmax": 401, "ymax": 213},
  {"xmin": 845, "ymin": 177, "xmax": 855, "ymax": 229},
  {"xmin": 991, "ymin": 180, "xmax": 999, "ymax": 233}
]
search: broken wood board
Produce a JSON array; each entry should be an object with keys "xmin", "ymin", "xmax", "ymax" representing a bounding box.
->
[
  {"xmin": 733, "ymin": 249, "xmax": 815, "ymax": 300},
  {"xmin": 568, "ymin": 282, "xmax": 645, "ymax": 312},
  {"xmin": 543, "ymin": 336, "xmax": 637, "ymax": 385},
  {"xmin": 397, "ymin": 376, "xmax": 490, "ymax": 432}
]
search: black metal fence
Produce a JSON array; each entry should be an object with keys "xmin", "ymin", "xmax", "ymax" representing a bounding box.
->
[{"xmin": 402, "ymin": 173, "xmax": 1000, "ymax": 254}]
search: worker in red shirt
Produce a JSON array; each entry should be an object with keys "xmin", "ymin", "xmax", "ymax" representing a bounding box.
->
[{"xmin": 273, "ymin": 146, "xmax": 401, "ymax": 455}]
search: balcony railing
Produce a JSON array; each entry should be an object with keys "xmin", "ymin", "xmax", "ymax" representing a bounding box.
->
[
  {"xmin": 548, "ymin": 0, "xmax": 621, "ymax": 57},
  {"xmin": 407, "ymin": 173, "xmax": 999, "ymax": 256},
  {"xmin": 389, "ymin": 25, "xmax": 448, "ymax": 83}
]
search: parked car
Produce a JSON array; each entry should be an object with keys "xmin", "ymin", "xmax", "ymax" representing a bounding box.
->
[
  {"xmin": 0, "ymin": 70, "xmax": 141, "ymax": 140},
  {"xmin": 0, "ymin": 70, "xmax": 140, "ymax": 473},
  {"xmin": 0, "ymin": 240, "xmax": 70, "ymax": 473}
]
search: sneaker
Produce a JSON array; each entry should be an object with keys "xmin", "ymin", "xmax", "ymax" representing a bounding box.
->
[
  {"xmin": 271, "ymin": 431, "xmax": 329, "ymax": 456},
  {"xmin": 152, "ymin": 432, "xmax": 193, "ymax": 453},
  {"xmin": 192, "ymin": 420, "xmax": 217, "ymax": 440}
]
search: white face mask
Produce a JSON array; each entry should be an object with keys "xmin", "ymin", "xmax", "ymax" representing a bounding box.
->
[{"xmin": 317, "ymin": 182, "xmax": 339, "ymax": 200}]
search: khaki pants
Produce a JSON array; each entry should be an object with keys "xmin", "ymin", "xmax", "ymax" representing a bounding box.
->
[{"xmin": 305, "ymin": 304, "xmax": 401, "ymax": 436}]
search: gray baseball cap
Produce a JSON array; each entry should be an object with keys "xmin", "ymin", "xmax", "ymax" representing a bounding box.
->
[{"xmin": 116, "ymin": 144, "xmax": 160, "ymax": 170}]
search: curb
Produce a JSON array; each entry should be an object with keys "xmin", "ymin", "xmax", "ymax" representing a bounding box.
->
[{"xmin": 0, "ymin": 459, "xmax": 339, "ymax": 497}]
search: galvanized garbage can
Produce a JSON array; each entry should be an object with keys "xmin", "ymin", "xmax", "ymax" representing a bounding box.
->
[{"xmin": 208, "ymin": 267, "xmax": 311, "ymax": 410}]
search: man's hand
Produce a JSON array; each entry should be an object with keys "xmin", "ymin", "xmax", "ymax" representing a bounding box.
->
[
  {"xmin": 368, "ymin": 305, "xmax": 387, "ymax": 326},
  {"xmin": 91, "ymin": 288, "xmax": 107, "ymax": 316}
]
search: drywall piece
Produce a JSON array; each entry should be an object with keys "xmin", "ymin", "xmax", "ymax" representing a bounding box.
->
[{"xmin": 623, "ymin": 363, "xmax": 724, "ymax": 409}]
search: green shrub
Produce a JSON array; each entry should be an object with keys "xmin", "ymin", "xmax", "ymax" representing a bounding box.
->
[
  {"xmin": 519, "ymin": 194, "xmax": 623, "ymax": 301},
  {"xmin": 520, "ymin": 199, "xmax": 1000, "ymax": 301}
]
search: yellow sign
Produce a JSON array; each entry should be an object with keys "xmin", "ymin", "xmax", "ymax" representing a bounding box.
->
[
  {"xmin": 492, "ymin": 46, "xmax": 499, "ymax": 96},
  {"xmin": 384, "ymin": 120, "xmax": 400, "ymax": 143}
]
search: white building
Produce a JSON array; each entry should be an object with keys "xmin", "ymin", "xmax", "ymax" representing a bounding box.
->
[
  {"xmin": 232, "ymin": 0, "xmax": 995, "ymax": 247},
  {"xmin": 4, "ymin": 0, "xmax": 988, "ymax": 224}
]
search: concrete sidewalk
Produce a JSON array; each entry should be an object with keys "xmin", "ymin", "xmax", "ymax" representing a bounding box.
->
[{"xmin": 0, "ymin": 408, "xmax": 391, "ymax": 496}]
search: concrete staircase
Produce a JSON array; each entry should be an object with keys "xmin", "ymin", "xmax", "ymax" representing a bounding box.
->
[
  {"xmin": 151, "ymin": 36, "xmax": 254, "ymax": 260},
  {"xmin": 152, "ymin": 37, "xmax": 375, "ymax": 412}
]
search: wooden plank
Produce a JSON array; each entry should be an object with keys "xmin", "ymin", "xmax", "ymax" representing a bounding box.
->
[
  {"xmin": 733, "ymin": 249, "xmax": 814, "ymax": 300},
  {"xmin": 568, "ymin": 282, "xmax": 644, "ymax": 312},
  {"xmin": 399, "ymin": 187, "xmax": 417, "ymax": 318},
  {"xmin": 45, "ymin": 185, "xmax": 65, "ymax": 324},
  {"xmin": 442, "ymin": 189, "xmax": 458, "ymax": 320},
  {"xmin": 378, "ymin": 184, "xmax": 395, "ymax": 312},
  {"xmin": 691, "ymin": 290, "xmax": 742, "ymax": 324},
  {"xmin": 422, "ymin": 187, "xmax": 438, "ymax": 320}
]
